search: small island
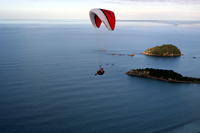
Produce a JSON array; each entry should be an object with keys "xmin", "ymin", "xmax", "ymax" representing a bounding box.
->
[
  {"xmin": 126, "ymin": 68, "xmax": 200, "ymax": 84},
  {"xmin": 142, "ymin": 44, "xmax": 183, "ymax": 56}
]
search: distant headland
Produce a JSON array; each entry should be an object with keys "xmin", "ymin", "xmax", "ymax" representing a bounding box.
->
[
  {"xmin": 142, "ymin": 44, "xmax": 183, "ymax": 56},
  {"xmin": 126, "ymin": 68, "xmax": 200, "ymax": 84}
]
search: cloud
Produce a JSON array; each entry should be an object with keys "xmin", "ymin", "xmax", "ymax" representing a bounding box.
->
[
  {"xmin": 117, "ymin": 10, "xmax": 200, "ymax": 20},
  {"xmin": 28, "ymin": 0, "xmax": 45, "ymax": 2},
  {"xmin": 112, "ymin": 0, "xmax": 200, "ymax": 4}
]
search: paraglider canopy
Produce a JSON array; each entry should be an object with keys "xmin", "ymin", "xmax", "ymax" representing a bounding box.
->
[{"xmin": 89, "ymin": 8, "xmax": 116, "ymax": 31}]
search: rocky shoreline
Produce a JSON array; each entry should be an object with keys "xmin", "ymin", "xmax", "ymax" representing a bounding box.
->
[
  {"xmin": 142, "ymin": 52, "xmax": 183, "ymax": 57},
  {"xmin": 126, "ymin": 68, "xmax": 200, "ymax": 84}
]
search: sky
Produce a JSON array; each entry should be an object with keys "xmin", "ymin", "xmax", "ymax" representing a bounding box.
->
[{"xmin": 0, "ymin": 0, "xmax": 200, "ymax": 20}]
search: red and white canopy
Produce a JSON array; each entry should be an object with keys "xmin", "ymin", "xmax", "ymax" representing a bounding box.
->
[{"xmin": 89, "ymin": 8, "xmax": 116, "ymax": 31}]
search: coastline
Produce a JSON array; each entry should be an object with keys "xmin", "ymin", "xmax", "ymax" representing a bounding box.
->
[
  {"xmin": 142, "ymin": 52, "xmax": 183, "ymax": 57},
  {"xmin": 126, "ymin": 69, "xmax": 200, "ymax": 84}
]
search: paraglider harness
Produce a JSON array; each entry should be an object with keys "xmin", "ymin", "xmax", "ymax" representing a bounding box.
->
[{"xmin": 95, "ymin": 65, "xmax": 105, "ymax": 76}]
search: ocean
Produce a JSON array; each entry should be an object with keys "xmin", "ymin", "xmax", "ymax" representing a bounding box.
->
[{"xmin": 0, "ymin": 19, "xmax": 200, "ymax": 132}]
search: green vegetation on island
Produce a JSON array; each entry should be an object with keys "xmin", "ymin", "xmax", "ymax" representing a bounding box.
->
[
  {"xmin": 126, "ymin": 68, "xmax": 200, "ymax": 84},
  {"xmin": 143, "ymin": 44, "xmax": 182, "ymax": 56}
]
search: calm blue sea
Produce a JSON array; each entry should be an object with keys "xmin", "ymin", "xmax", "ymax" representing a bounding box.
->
[{"xmin": 0, "ymin": 19, "xmax": 200, "ymax": 132}]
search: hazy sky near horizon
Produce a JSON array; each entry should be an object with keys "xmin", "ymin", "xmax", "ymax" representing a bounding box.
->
[{"xmin": 0, "ymin": 0, "xmax": 200, "ymax": 20}]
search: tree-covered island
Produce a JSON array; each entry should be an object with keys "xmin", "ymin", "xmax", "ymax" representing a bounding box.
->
[
  {"xmin": 126, "ymin": 68, "xmax": 200, "ymax": 84},
  {"xmin": 142, "ymin": 44, "xmax": 183, "ymax": 56}
]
